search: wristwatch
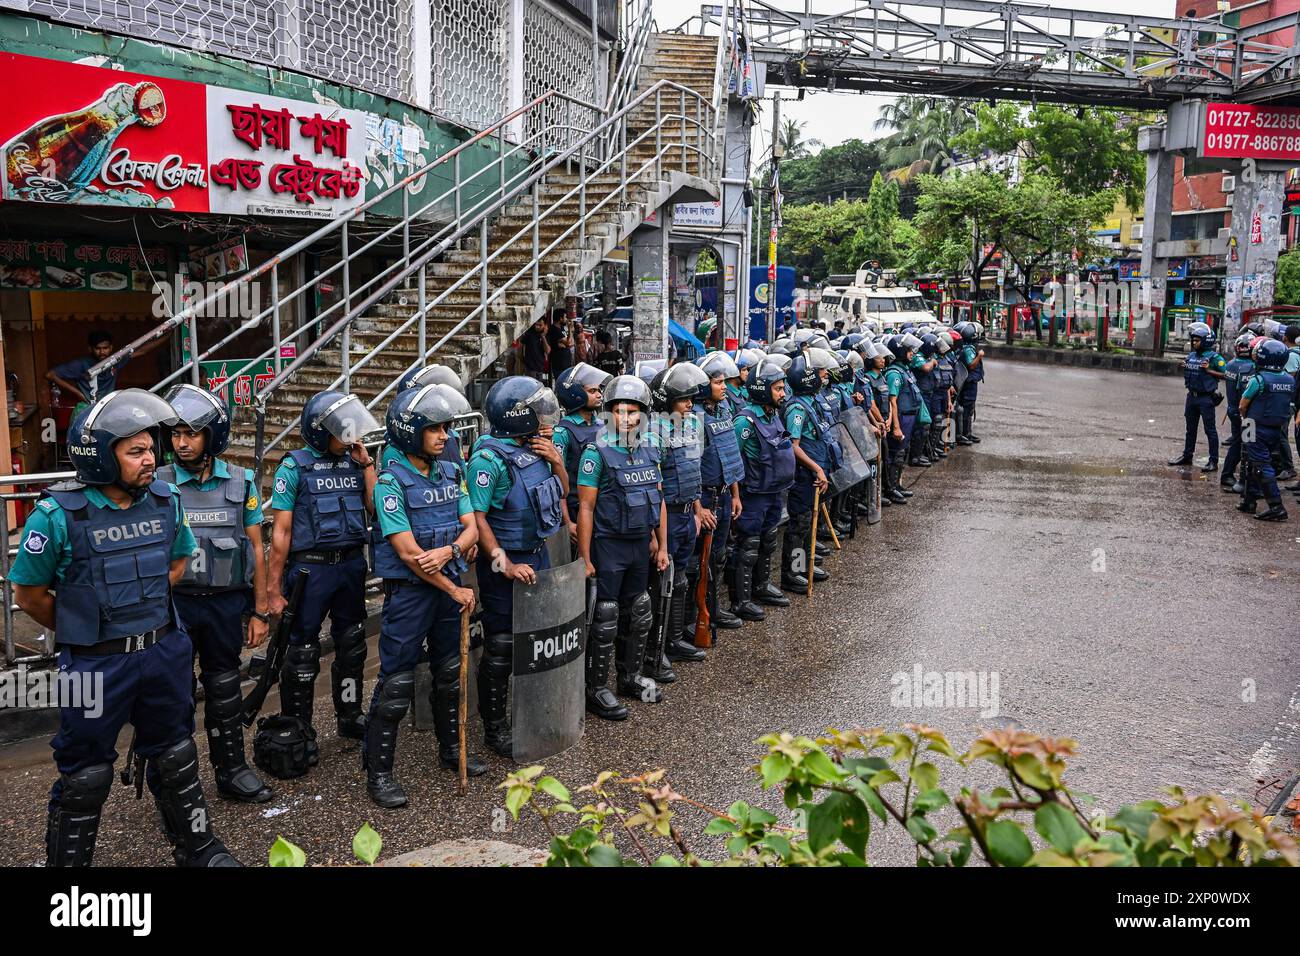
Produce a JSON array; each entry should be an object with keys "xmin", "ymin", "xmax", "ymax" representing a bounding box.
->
[
  {"xmin": 450, "ymin": 543, "xmax": 463, "ymax": 561},
  {"xmin": 251, "ymin": 610, "xmax": 270, "ymax": 624}
]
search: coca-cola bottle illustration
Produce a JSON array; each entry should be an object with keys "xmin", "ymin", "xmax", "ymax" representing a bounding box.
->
[{"xmin": 3, "ymin": 81, "xmax": 166, "ymax": 202}]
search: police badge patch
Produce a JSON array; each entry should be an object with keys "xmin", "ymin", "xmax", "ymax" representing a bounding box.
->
[
  {"xmin": 275, "ymin": 477, "xmax": 288, "ymax": 495},
  {"xmin": 23, "ymin": 530, "xmax": 48, "ymax": 554},
  {"xmin": 475, "ymin": 470, "xmax": 491, "ymax": 488},
  {"xmin": 382, "ymin": 494, "xmax": 399, "ymax": 514},
  {"xmin": 581, "ymin": 458, "xmax": 595, "ymax": 475}
]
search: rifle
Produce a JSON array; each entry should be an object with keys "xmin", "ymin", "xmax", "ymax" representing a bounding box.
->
[
  {"xmin": 646, "ymin": 556, "xmax": 674, "ymax": 668},
  {"xmin": 693, "ymin": 531, "xmax": 713, "ymax": 649},
  {"xmin": 242, "ymin": 570, "xmax": 308, "ymax": 726}
]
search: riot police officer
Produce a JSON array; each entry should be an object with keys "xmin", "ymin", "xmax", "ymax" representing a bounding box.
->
[
  {"xmin": 648, "ymin": 363, "xmax": 711, "ymax": 675},
  {"xmin": 955, "ymin": 322, "xmax": 985, "ymax": 445},
  {"xmin": 365, "ymin": 384, "xmax": 481, "ymax": 807},
  {"xmin": 884, "ymin": 334, "xmax": 926, "ymax": 503},
  {"xmin": 1238, "ymin": 339, "xmax": 1294, "ymax": 521},
  {"xmin": 729, "ymin": 348, "xmax": 765, "ymax": 416},
  {"xmin": 931, "ymin": 332, "xmax": 956, "ymax": 459},
  {"xmin": 1221, "ymin": 332, "xmax": 1257, "ymax": 494},
  {"xmin": 467, "ymin": 376, "xmax": 567, "ymax": 756},
  {"xmin": 909, "ymin": 336, "xmax": 939, "ymax": 467},
  {"xmin": 686, "ymin": 351, "xmax": 745, "ymax": 638},
  {"xmin": 576, "ymin": 375, "xmax": 668, "ymax": 718},
  {"xmin": 553, "ymin": 362, "xmax": 613, "ymax": 551},
  {"xmin": 1168, "ymin": 321, "xmax": 1226, "ymax": 472},
  {"xmin": 158, "ymin": 384, "xmax": 272, "ymax": 804},
  {"xmin": 267, "ymin": 390, "xmax": 381, "ymax": 756},
  {"xmin": 730, "ymin": 361, "xmax": 796, "ymax": 621},
  {"xmin": 10, "ymin": 390, "xmax": 238, "ymax": 866},
  {"xmin": 391, "ymin": 363, "xmax": 467, "ymax": 466},
  {"xmin": 782, "ymin": 351, "xmax": 838, "ymax": 591}
]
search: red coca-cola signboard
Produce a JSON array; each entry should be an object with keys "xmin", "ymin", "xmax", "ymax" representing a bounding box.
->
[
  {"xmin": 0, "ymin": 53, "xmax": 368, "ymax": 219},
  {"xmin": 1201, "ymin": 102, "xmax": 1300, "ymax": 161},
  {"xmin": 0, "ymin": 53, "xmax": 210, "ymax": 211}
]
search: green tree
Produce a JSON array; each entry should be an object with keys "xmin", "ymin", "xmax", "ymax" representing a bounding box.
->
[
  {"xmin": 778, "ymin": 117, "xmax": 821, "ymax": 161},
  {"xmin": 1275, "ymin": 248, "xmax": 1300, "ymax": 306},
  {"xmin": 874, "ymin": 95, "xmax": 975, "ymax": 169}
]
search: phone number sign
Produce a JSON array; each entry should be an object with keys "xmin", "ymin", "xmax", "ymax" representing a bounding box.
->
[{"xmin": 1201, "ymin": 103, "xmax": 1300, "ymax": 161}]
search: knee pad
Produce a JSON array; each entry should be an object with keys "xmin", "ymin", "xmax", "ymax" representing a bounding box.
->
[
  {"xmin": 153, "ymin": 738, "xmax": 201, "ymax": 791},
  {"xmin": 481, "ymin": 632, "xmax": 513, "ymax": 678},
  {"xmin": 673, "ymin": 565, "xmax": 688, "ymax": 593},
  {"xmin": 590, "ymin": 600, "xmax": 619, "ymax": 646},
  {"xmin": 629, "ymin": 592, "xmax": 653, "ymax": 638},
  {"xmin": 333, "ymin": 623, "xmax": 368, "ymax": 671},
  {"xmin": 284, "ymin": 643, "xmax": 320, "ymax": 679},
  {"xmin": 376, "ymin": 671, "xmax": 415, "ymax": 723},
  {"xmin": 433, "ymin": 655, "xmax": 460, "ymax": 697},
  {"xmin": 201, "ymin": 668, "xmax": 244, "ymax": 723},
  {"xmin": 58, "ymin": 763, "xmax": 114, "ymax": 813},
  {"xmin": 760, "ymin": 526, "xmax": 781, "ymax": 551}
]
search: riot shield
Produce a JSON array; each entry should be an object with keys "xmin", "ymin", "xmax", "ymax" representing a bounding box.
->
[
  {"xmin": 546, "ymin": 527, "xmax": 574, "ymax": 569},
  {"xmin": 952, "ymin": 359, "xmax": 969, "ymax": 395},
  {"xmin": 828, "ymin": 406, "xmax": 878, "ymax": 495},
  {"xmin": 511, "ymin": 557, "xmax": 587, "ymax": 762}
]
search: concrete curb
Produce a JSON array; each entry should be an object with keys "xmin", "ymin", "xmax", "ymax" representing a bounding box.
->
[{"xmin": 986, "ymin": 343, "xmax": 1186, "ymax": 377}]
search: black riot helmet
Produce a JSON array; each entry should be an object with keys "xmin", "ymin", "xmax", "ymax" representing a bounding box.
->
[
  {"xmin": 67, "ymin": 389, "xmax": 178, "ymax": 488},
  {"xmin": 746, "ymin": 360, "xmax": 788, "ymax": 407},
  {"xmin": 163, "ymin": 383, "xmax": 231, "ymax": 461},
  {"xmin": 787, "ymin": 353, "xmax": 821, "ymax": 396},
  {"xmin": 650, "ymin": 363, "xmax": 710, "ymax": 411}
]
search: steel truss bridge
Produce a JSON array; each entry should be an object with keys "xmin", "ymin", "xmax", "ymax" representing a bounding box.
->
[{"xmin": 691, "ymin": 1, "xmax": 1300, "ymax": 107}]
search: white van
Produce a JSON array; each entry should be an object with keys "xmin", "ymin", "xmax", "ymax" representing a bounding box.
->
[{"xmin": 840, "ymin": 285, "xmax": 934, "ymax": 333}]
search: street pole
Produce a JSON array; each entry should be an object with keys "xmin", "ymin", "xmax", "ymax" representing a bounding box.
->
[{"xmin": 766, "ymin": 91, "xmax": 781, "ymax": 343}]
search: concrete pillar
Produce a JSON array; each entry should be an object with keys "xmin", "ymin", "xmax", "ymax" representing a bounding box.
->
[
  {"xmin": 412, "ymin": 0, "xmax": 432, "ymax": 109},
  {"xmin": 720, "ymin": 98, "xmax": 754, "ymax": 345},
  {"xmin": 1137, "ymin": 124, "xmax": 1174, "ymax": 354},
  {"xmin": 629, "ymin": 213, "xmax": 669, "ymax": 364},
  {"xmin": 1224, "ymin": 162, "xmax": 1286, "ymax": 339},
  {"xmin": 719, "ymin": 240, "xmax": 741, "ymax": 346},
  {"xmin": 507, "ymin": 0, "xmax": 526, "ymax": 142}
]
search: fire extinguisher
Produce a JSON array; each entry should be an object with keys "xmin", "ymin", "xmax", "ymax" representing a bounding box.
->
[{"xmin": 10, "ymin": 453, "xmax": 28, "ymax": 525}]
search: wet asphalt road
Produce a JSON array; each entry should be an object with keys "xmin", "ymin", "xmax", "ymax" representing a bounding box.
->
[{"xmin": 1, "ymin": 358, "xmax": 1297, "ymax": 867}]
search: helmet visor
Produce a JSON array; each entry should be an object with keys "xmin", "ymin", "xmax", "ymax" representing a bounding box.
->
[
  {"xmin": 698, "ymin": 350, "xmax": 740, "ymax": 380},
  {"xmin": 522, "ymin": 385, "xmax": 562, "ymax": 429},
  {"xmin": 83, "ymin": 389, "xmax": 179, "ymax": 439},
  {"xmin": 805, "ymin": 347, "xmax": 838, "ymax": 370},
  {"xmin": 316, "ymin": 394, "xmax": 384, "ymax": 446},
  {"xmin": 409, "ymin": 383, "xmax": 473, "ymax": 425},
  {"xmin": 560, "ymin": 361, "xmax": 612, "ymax": 391}
]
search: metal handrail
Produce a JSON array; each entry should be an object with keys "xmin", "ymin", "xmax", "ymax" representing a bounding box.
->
[
  {"xmin": 85, "ymin": 88, "xmax": 604, "ymax": 401},
  {"xmin": 1, "ymin": 470, "xmax": 77, "ymax": 664},
  {"xmin": 252, "ymin": 78, "xmax": 720, "ymax": 468}
]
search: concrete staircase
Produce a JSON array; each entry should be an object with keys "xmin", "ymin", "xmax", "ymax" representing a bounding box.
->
[{"xmin": 225, "ymin": 32, "xmax": 722, "ymax": 484}]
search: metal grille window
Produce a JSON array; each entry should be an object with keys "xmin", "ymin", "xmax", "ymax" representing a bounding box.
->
[
  {"xmin": 523, "ymin": 0, "xmax": 598, "ymax": 149},
  {"xmin": 431, "ymin": 0, "xmax": 507, "ymax": 131},
  {"xmin": 14, "ymin": 0, "xmax": 412, "ymax": 102}
]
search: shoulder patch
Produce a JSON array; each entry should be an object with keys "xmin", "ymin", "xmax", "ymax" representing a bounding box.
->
[
  {"xmin": 23, "ymin": 530, "xmax": 48, "ymax": 554},
  {"xmin": 246, "ymin": 494, "xmax": 259, "ymax": 511},
  {"xmin": 280, "ymin": 456, "xmax": 297, "ymax": 470},
  {"xmin": 581, "ymin": 457, "xmax": 596, "ymax": 475},
  {"xmin": 475, "ymin": 470, "xmax": 492, "ymax": 488},
  {"xmin": 37, "ymin": 499, "xmax": 56, "ymax": 512},
  {"xmin": 274, "ymin": 476, "xmax": 289, "ymax": 495},
  {"xmin": 739, "ymin": 426, "xmax": 752, "ymax": 440},
  {"xmin": 382, "ymin": 493, "xmax": 400, "ymax": 514}
]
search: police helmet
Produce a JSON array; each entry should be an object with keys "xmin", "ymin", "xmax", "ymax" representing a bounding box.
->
[
  {"xmin": 1187, "ymin": 321, "xmax": 1215, "ymax": 349},
  {"xmin": 696, "ymin": 350, "xmax": 740, "ymax": 382},
  {"xmin": 67, "ymin": 389, "xmax": 178, "ymax": 486},
  {"xmin": 747, "ymin": 360, "xmax": 788, "ymax": 407},
  {"xmin": 956, "ymin": 322, "xmax": 978, "ymax": 344},
  {"xmin": 1233, "ymin": 332, "xmax": 1256, "ymax": 358},
  {"xmin": 841, "ymin": 349, "xmax": 865, "ymax": 373},
  {"xmin": 841, "ymin": 332, "xmax": 865, "ymax": 353},
  {"xmin": 808, "ymin": 333, "xmax": 832, "ymax": 351},
  {"xmin": 386, "ymin": 383, "xmax": 472, "ymax": 458},
  {"xmin": 1255, "ymin": 338, "xmax": 1288, "ymax": 370},
  {"xmin": 767, "ymin": 338, "xmax": 797, "ymax": 357},
  {"xmin": 650, "ymin": 363, "xmax": 710, "ymax": 411},
  {"xmin": 790, "ymin": 328, "xmax": 815, "ymax": 350},
  {"xmin": 787, "ymin": 354, "xmax": 821, "ymax": 396},
  {"xmin": 634, "ymin": 358, "xmax": 668, "ymax": 386},
  {"xmin": 735, "ymin": 347, "xmax": 767, "ymax": 373},
  {"xmin": 805, "ymin": 346, "xmax": 839, "ymax": 372},
  {"xmin": 484, "ymin": 376, "xmax": 560, "ymax": 437},
  {"xmin": 602, "ymin": 374, "xmax": 653, "ymax": 412},
  {"xmin": 301, "ymin": 390, "xmax": 384, "ymax": 453},
  {"xmin": 887, "ymin": 335, "xmax": 914, "ymax": 361},
  {"xmin": 935, "ymin": 332, "xmax": 952, "ymax": 354},
  {"xmin": 765, "ymin": 353, "xmax": 793, "ymax": 373},
  {"xmin": 398, "ymin": 363, "xmax": 464, "ymax": 394},
  {"xmin": 163, "ymin": 383, "xmax": 231, "ymax": 459},
  {"xmin": 918, "ymin": 333, "xmax": 940, "ymax": 358},
  {"xmin": 555, "ymin": 362, "xmax": 612, "ymax": 413}
]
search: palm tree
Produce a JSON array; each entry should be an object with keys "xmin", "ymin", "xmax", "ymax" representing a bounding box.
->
[
  {"xmin": 779, "ymin": 117, "xmax": 821, "ymax": 160},
  {"xmin": 874, "ymin": 96, "xmax": 975, "ymax": 168}
]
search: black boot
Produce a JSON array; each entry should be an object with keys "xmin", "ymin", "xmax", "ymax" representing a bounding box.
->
[
  {"xmin": 707, "ymin": 541, "xmax": 743, "ymax": 630},
  {"xmin": 280, "ymin": 644, "xmax": 321, "ymax": 767},
  {"xmin": 665, "ymin": 568, "xmax": 706, "ymax": 662},
  {"xmin": 616, "ymin": 593, "xmax": 662, "ymax": 702},
  {"xmin": 586, "ymin": 600, "xmax": 628, "ymax": 720},
  {"xmin": 433, "ymin": 657, "xmax": 488, "ymax": 777},
  {"xmin": 754, "ymin": 527, "xmax": 791, "ymax": 606},
  {"xmin": 811, "ymin": 551, "xmax": 829, "ymax": 582},
  {"xmin": 957, "ymin": 409, "xmax": 975, "ymax": 445},
  {"xmin": 729, "ymin": 535, "xmax": 765, "ymax": 621},
  {"xmin": 781, "ymin": 512, "xmax": 810, "ymax": 592},
  {"xmin": 363, "ymin": 672, "xmax": 412, "ymax": 808},
  {"xmin": 331, "ymin": 623, "xmax": 368, "ymax": 740},
  {"xmin": 886, "ymin": 461, "xmax": 908, "ymax": 503},
  {"xmin": 152, "ymin": 739, "xmax": 241, "ymax": 866},
  {"xmin": 203, "ymin": 669, "xmax": 273, "ymax": 803},
  {"xmin": 1256, "ymin": 500, "xmax": 1289, "ymax": 521},
  {"xmin": 478, "ymin": 632, "xmax": 515, "ymax": 756},
  {"xmin": 46, "ymin": 763, "xmax": 112, "ymax": 867},
  {"xmin": 965, "ymin": 407, "xmax": 981, "ymax": 442},
  {"xmin": 931, "ymin": 424, "xmax": 948, "ymax": 458}
]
